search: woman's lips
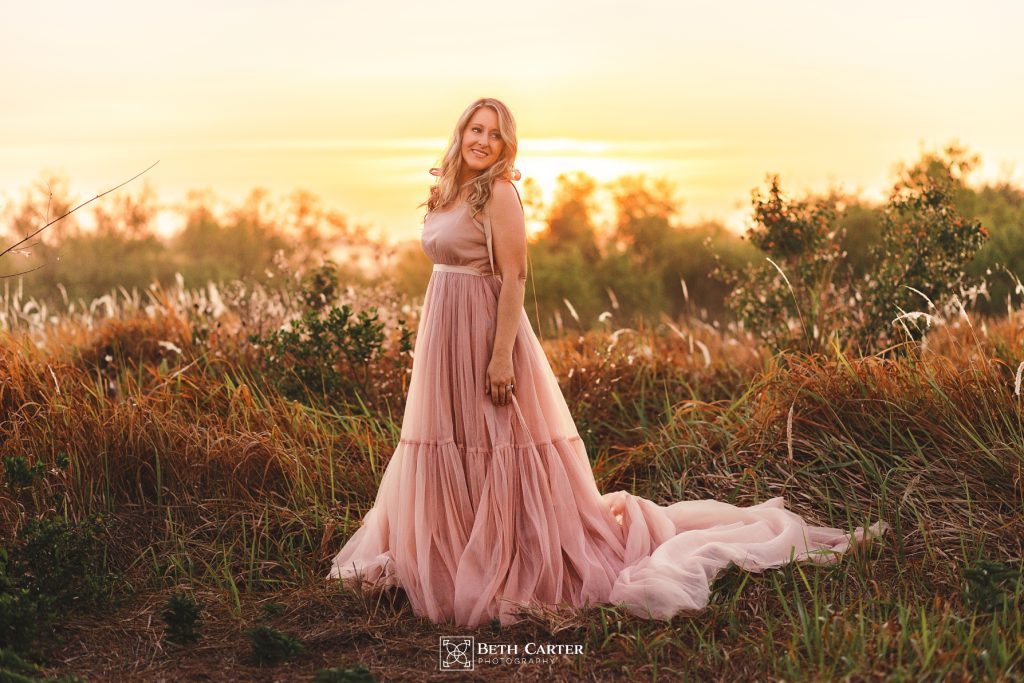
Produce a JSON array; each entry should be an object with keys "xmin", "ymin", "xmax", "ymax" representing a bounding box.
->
[{"xmin": 472, "ymin": 149, "xmax": 487, "ymax": 158}]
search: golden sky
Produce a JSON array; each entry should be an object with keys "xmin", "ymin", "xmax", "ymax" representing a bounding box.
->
[{"xmin": 2, "ymin": 0, "xmax": 1022, "ymax": 242}]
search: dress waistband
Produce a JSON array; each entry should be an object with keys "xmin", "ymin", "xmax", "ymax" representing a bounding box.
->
[{"xmin": 433, "ymin": 264, "xmax": 488, "ymax": 276}]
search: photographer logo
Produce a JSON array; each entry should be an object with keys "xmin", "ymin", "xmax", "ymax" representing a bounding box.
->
[{"xmin": 439, "ymin": 635, "xmax": 475, "ymax": 671}]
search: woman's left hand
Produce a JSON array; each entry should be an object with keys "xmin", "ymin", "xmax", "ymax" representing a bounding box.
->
[{"xmin": 485, "ymin": 354, "xmax": 515, "ymax": 406}]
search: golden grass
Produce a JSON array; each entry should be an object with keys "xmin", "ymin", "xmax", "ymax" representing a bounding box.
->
[{"xmin": 1, "ymin": 280, "xmax": 1022, "ymax": 681}]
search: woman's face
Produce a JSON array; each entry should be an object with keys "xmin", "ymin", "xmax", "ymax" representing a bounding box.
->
[{"xmin": 460, "ymin": 107, "xmax": 504, "ymax": 178}]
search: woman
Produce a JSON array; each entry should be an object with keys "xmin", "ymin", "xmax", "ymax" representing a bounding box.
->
[{"xmin": 326, "ymin": 97, "xmax": 888, "ymax": 627}]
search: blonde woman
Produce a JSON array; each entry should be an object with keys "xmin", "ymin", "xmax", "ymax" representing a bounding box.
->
[{"xmin": 327, "ymin": 97, "xmax": 888, "ymax": 627}]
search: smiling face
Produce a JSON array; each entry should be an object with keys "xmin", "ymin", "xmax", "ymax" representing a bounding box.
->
[{"xmin": 458, "ymin": 106, "xmax": 505, "ymax": 183}]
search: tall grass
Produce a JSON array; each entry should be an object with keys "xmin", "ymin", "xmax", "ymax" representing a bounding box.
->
[{"xmin": 0, "ymin": 275, "xmax": 1021, "ymax": 681}]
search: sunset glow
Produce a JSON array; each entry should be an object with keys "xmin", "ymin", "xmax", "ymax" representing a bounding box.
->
[{"xmin": 2, "ymin": 0, "xmax": 1021, "ymax": 244}]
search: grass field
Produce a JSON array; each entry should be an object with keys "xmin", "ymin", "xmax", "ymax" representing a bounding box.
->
[{"xmin": 0, "ymin": 277, "xmax": 1022, "ymax": 682}]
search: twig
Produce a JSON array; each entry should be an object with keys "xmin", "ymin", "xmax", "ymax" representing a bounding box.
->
[{"xmin": 0, "ymin": 161, "xmax": 160, "ymax": 278}]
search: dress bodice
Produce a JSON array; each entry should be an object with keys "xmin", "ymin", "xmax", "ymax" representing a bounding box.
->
[{"xmin": 421, "ymin": 203, "xmax": 495, "ymax": 275}]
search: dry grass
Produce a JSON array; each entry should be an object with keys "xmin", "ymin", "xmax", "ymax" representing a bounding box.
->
[{"xmin": 1, "ymin": 279, "xmax": 1023, "ymax": 681}]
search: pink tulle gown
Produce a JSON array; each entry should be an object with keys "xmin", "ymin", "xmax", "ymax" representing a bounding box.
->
[{"xmin": 326, "ymin": 182, "xmax": 889, "ymax": 627}]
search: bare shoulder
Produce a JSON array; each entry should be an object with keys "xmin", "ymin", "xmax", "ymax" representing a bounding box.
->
[{"xmin": 490, "ymin": 180, "xmax": 523, "ymax": 216}]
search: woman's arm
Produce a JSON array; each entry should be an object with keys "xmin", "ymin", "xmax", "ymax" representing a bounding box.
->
[{"xmin": 485, "ymin": 180, "xmax": 528, "ymax": 406}]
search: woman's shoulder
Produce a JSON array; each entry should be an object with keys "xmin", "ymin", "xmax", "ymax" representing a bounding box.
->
[
  {"xmin": 490, "ymin": 178, "xmax": 523, "ymax": 210},
  {"xmin": 491, "ymin": 178, "xmax": 516, "ymax": 193}
]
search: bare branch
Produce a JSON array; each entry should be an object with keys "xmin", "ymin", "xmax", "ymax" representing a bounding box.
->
[
  {"xmin": 0, "ymin": 263, "xmax": 46, "ymax": 279},
  {"xmin": 0, "ymin": 160, "xmax": 160, "ymax": 262}
]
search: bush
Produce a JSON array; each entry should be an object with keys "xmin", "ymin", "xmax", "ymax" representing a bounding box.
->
[
  {"xmin": 245, "ymin": 625, "xmax": 304, "ymax": 665},
  {"xmin": 853, "ymin": 176, "xmax": 988, "ymax": 351},
  {"xmin": 11, "ymin": 516, "xmax": 117, "ymax": 613},
  {"xmin": 0, "ymin": 646, "xmax": 42, "ymax": 681},
  {"xmin": 711, "ymin": 174, "xmax": 850, "ymax": 356},
  {"xmin": 712, "ymin": 172, "xmax": 988, "ymax": 356},
  {"xmin": 962, "ymin": 559, "xmax": 1022, "ymax": 613},
  {"xmin": 160, "ymin": 592, "xmax": 203, "ymax": 644},
  {"xmin": 0, "ymin": 515, "xmax": 120, "ymax": 655},
  {"xmin": 2, "ymin": 453, "xmax": 69, "ymax": 513},
  {"xmin": 0, "ymin": 552, "xmax": 46, "ymax": 653},
  {"xmin": 247, "ymin": 263, "xmax": 412, "ymax": 409},
  {"xmin": 1, "ymin": 457, "xmax": 46, "ymax": 492},
  {"xmin": 313, "ymin": 664, "xmax": 377, "ymax": 682}
]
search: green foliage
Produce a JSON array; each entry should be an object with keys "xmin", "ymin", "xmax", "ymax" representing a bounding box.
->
[
  {"xmin": 258, "ymin": 601, "xmax": 285, "ymax": 618},
  {"xmin": 962, "ymin": 559, "xmax": 1022, "ymax": 613},
  {"xmin": 712, "ymin": 169, "xmax": 988, "ymax": 356},
  {"xmin": 524, "ymin": 241, "xmax": 605, "ymax": 336},
  {"xmin": 11, "ymin": 516, "xmax": 117, "ymax": 613},
  {"xmin": 1, "ymin": 458, "xmax": 45, "ymax": 492},
  {"xmin": 964, "ymin": 182, "xmax": 1024, "ymax": 316},
  {"xmin": 247, "ymin": 261, "xmax": 412, "ymax": 407},
  {"xmin": 160, "ymin": 592, "xmax": 203, "ymax": 644},
  {"xmin": 854, "ymin": 176, "xmax": 988, "ymax": 351},
  {"xmin": 0, "ymin": 648, "xmax": 39, "ymax": 682},
  {"xmin": 172, "ymin": 189, "xmax": 292, "ymax": 287},
  {"xmin": 1, "ymin": 451, "xmax": 69, "ymax": 514},
  {"xmin": 250, "ymin": 304, "xmax": 382, "ymax": 406},
  {"xmin": 836, "ymin": 201, "xmax": 886, "ymax": 279},
  {"xmin": 603, "ymin": 175, "xmax": 743, "ymax": 326},
  {"xmin": 0, "ymin": 552, "xmax": 45, "ymax": 653},
  {"xmin": 244, "ymin": 625, "xmax": 304, "ymax": 665},
  {"xmin": 300, "ymin": 262, "xmax": 341, "ymax": 312},
  {"xmin": 0, "ymin": 647, "xmax": 88, "ymax": 682},
  {"xmin": 0, "ymin": 515, "xmax": 119, "ymax": 655},
  {"xmin": 517, "ymin": 173, "xmax": 741, "ymax": 334},
  {"xmin": 711, "ymin": 174, "xmax": 850, "ymax": 355},
  {"xmin": 0, "ymin": 179, "xmax": 327, "ymax": 306},
  {"xmin": 313, "ymin": 665, "xmax": 377, "ymax": 683}
]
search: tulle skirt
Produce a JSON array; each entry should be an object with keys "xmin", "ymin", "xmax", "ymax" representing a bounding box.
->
[{"xmin": 326, "ymin": 267, "xmax": 888, "ymax": 626}]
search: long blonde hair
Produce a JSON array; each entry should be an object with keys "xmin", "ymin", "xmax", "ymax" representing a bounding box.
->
[
  {"xmin": 421, "ymin": 98, "xmax": 520, "ymax": 220},
  {"xmin": 419, "ymin": 97, "xmax": 541, "ymax": 339}
]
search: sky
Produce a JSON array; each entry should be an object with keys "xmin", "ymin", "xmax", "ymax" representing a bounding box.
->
[{"xmin": 2, "ymin": 0, "xmax": 1022, "ymax": 243}]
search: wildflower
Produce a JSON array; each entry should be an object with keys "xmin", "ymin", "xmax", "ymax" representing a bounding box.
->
[{"xmin": 158, "ymin": 341, "xmax": 183, "ymax": 355}]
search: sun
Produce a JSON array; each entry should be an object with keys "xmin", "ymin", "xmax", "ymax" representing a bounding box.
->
[{"xmin": 514, "ymin": 139, "xmax": 661, "ymax": 238}]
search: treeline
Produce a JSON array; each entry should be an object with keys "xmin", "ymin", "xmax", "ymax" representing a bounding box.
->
[
  {"xmin": 389, "ymin": 142, "xmax": 1024, "ymax": 338},
  {"xmin": 0, "ymin": 182, "xmax": 373, "ymax": 305},
  {"xmin": 3, "ymin": 143, "xmax": 1023, "ymax": 340}
]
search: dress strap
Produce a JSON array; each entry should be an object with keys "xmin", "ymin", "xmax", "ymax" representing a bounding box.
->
[
  {"xmin": 482, "ymin": 212, "xmax": 496, "ymax": 277},
  {"xmin": 479, "ymin": 182, "xmax": 524, "ymax": 278}
]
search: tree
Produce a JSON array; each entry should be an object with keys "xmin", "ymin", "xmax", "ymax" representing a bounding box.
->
[{"xmin": 540, "ymin": 172, "xmax": 602, "ymax": 264}]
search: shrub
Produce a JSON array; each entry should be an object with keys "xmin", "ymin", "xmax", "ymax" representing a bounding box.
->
[
  {"xmin": 711, "ymin": 174, "xmax": 849, "ymax": 356},
  {"xmin": 247, "ymin": 263, "xmax": 412, "ymax": 409},
  {"xmin": 0, "ymin": 646, "xmax": 42, "ymax": 681},
  {"xmin": 244, "ymin": 624, "xmax": 304, "ymax": 665},
  {"xmin": 1, "ymin": 457, "xmax": 46, "ymax": 492},
  {"xmin": 2, "ymin": 453, "xmax": 69, "ymax": 512},
  {"xmin": 0, "ymin": 550, "xmax": 46, "ymax": 653},
  {"xmin": 0, "ymin": 515, "xmax": 120, "ymax": 655},
  {"xmin": 712, "ymin": 173, "xmax": 988, "ymax": 356},
  {"xmin": 313, "ymin": 664, "xmax": 377, "ymax": 682},
  {"xmin": 11, "ymin": 516, "xmax": 117, "ymax": 613},
  {"xmin": 962, "ymin": 559, "xmax": 1022, "ymax": 613},
  {"xmin": 160, "ymin": 592, "xmax": 203, "ymax": 644},
  {"xmin": 853, "ymin": 176, "xmax": 988, "ymax": 351}
]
